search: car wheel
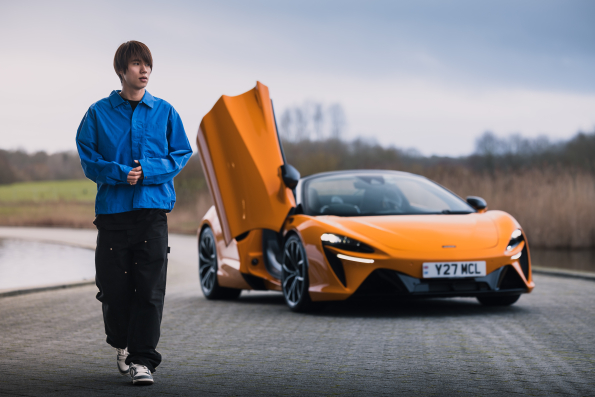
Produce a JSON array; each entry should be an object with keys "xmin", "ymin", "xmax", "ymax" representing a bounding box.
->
[
  {"xmin": 477, "ymin": 294, "xmax": 521, "ymax": 306},
  {"xmin": 282, "ymin": 234, "xmax": 314, "ymax": 312},
  {"xmin": 199, "ymin": 227, "xmax": 241, "ymax": 300}
]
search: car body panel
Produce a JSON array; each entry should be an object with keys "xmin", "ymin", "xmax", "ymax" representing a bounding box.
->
[
  {"xmin": 283, "ymin": 212, "xmax": 533, "ymax": 301},
  {"xmin": 201, "ymin": 206, "xmax": 281, "ymax": 290},
  {"xmin": 236, "ymin": 229, "xmax": 283, "ymax": 291},
  {"xmin": 196, "ymin": 81, "xmax": 295, "ymax": 245},
  {"xmin": 200, "ymin": 207, "xmax": 251, "ymax": 290},
  {"xmin": 326, "ymin": 214, "xmax": 499, "ymax": 251}
]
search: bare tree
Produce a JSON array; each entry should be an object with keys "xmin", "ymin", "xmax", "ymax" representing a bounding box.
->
[
  {"xmin": 293, "ymin": 108, "xmax": 309, "ymax": 141},
  {"xmin": 312, "ymin": 103, "xmax": 324, "ymax": 140},
  {"xmin": 329, "ymin": 103, "xmax": 346, "ymax": 139},
  {"xmin": 474, "ymin": 131, "xmax": 503, "ymax": 156},
  {"xmin": 476, "ymin": 131, "xmax": 553, "ymax": 157},
  {"xmin": 280, "ymin": 109, "xmax": 293, "ymax": 141},
  {"xmin": 279, "ymin": 101, "xmax": 346, "ymax": 142}
]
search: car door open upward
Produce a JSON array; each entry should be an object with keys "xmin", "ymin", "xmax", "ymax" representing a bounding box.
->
[{"xmin": 197, "ymin": 82, "xmax": 297, "ymax": 245}]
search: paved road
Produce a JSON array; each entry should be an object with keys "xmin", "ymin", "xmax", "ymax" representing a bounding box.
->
[{"xmin": 0, "ymin": 227, "xmax": 593, "ymax": 396}]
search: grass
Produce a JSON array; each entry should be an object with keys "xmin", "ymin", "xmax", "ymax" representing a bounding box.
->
[
  {"xmin": 0, "ymin": 202, "xmax": 96, "ymax": 228},
  {"xmin": 0, "ymin": 178, "xmax": 211, "ymax": 234},
  {"xmin": 0, "ymin": 179, "xmax": 96, "ymax": 203},
  {"xmin": 0, "ymin": 179, "xmax": 96, "ymax": 228}
]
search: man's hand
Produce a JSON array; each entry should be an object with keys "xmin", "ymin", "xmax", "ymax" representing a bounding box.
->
[{"xmin": 127, "ymin": 160, "xmax": 144, "ymax": 185}]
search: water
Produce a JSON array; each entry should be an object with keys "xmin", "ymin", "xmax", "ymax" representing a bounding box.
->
[
  {"xmin": 0, "ymin": 239, "xmax": 95, "ymax": 290},
  {"xmin": 531, "ymin": 249, "xmax": 595, "ymax": 273}
]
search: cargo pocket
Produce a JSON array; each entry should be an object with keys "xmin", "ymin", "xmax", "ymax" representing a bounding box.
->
[
  {"xmin": 95, "ymin": 229, "xmax": 130, "ymax": 302},
  {"xmin": 96, "ymin": 230, "xmax": 119, "ymax": 271}
]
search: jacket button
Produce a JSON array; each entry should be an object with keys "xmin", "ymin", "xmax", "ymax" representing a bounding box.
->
[{"xmin": 110, "ymin": 248, "xmax": 112, "ymax": 250}]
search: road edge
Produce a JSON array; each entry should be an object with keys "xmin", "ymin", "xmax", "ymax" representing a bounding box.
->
[
  {"xmin": 532, "ymin": 267, "xmax": 595, "ymax": 282},
  {"xmin": 0, "ymin": 280, "xmax": 96, "ymax": 298}
]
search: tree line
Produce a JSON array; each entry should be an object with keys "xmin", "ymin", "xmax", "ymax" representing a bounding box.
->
[
  {"xmin": 0, "ymin": 116, "xmax": 593, "ymax": 187},
  {"xmin": 0, "ymin": 150, "xmax": 84, "ymax": 185}
]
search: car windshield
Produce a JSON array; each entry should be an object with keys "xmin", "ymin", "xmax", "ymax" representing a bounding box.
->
[{"xmin": 303, "ymin": 173, "xmax": 474, "ymax": 216}]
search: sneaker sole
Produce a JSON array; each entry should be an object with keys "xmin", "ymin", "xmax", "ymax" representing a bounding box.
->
[{"xmin": 132, "ymin": 379, "xmax": 154, "ymax": 385}]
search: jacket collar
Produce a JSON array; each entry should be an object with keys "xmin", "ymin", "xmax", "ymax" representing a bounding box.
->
[
  {"xmin": 109, "ymin": 90, "xmax": 155, "ymax": 109},
  {"xmin": 141, "ymin": 90, "xmax": 155, "ymax": 108}
]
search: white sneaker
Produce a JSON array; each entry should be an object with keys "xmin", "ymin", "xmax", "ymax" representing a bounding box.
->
[
  {"xmin": 116, "ymin": 347, "xmax": 129, "ymax": 376},
  {"xmin": 129, "ymin": 363, "xmax": 154, "ymax": 385}
]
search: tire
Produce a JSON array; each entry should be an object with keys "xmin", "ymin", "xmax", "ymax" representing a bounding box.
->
[
  {"xmin": 198, "ymin": 227, "xmax": 241, "ymax": 300},
  {"xmin": 477, "ymin": 294, "xmax": 521, "ymax": 306},
  {"xmin": 282, "ymin": 234, "xmax": 314, "ymax": 312}
]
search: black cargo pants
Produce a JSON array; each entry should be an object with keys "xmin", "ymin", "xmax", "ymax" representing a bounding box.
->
[{"xmin": 95, "ymin": 216, "xmax": 168, "ymax": 372}]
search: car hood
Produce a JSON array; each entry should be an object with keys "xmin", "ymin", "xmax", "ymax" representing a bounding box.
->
[{"xmin": 328, "ymin": 214, "xmax": 499, "ymax": 252}]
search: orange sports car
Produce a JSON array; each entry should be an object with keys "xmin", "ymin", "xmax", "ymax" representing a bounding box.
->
[{"xmin": 195, "ymin": 82, "xmax": 534, "ymax": 312}]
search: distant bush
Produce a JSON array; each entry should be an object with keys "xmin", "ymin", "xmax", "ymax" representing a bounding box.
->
[
  {"xmin": 468, "ymin": 131, "xmax": 595, "ymax": 174},
  {"xmin": 283, "ymin": 130, "xmax": 595, "ymax": 177},
  {"xmin": 0, "ymin": 149, "xmax": 84, "ymax": 183}
]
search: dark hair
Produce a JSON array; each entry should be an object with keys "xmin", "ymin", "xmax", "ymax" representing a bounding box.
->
[{"xmin": 113, "ymin": 41, "xmax": 153, "ymax": 82}]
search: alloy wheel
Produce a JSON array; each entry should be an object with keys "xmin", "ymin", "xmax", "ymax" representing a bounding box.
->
[
  {"xmin": 199, "ymin": 229, "xmax": 217, "ymax": 295},
  {"xmin": 282, "ymin": 237, "xmax": 306, "ymax": 307}
]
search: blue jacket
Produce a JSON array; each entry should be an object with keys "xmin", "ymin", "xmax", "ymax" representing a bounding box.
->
[{"xmin": 76, "ymin": 90, "xmax": 193, "ymax": 214}]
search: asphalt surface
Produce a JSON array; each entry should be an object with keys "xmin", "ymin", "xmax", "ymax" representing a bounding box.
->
[{"xmin": 0, "ymin": 227, "xmax": 594, "ymax": 396}]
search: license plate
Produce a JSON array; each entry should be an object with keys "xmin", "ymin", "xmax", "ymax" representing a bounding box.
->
[{"xmin": 422, "ymin": 261, "xmax": 486, "ymax": 278}]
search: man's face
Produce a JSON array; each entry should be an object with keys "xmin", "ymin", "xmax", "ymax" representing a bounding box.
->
[{"xmin": 121, "ymin": 58, "xmax": 151, "ymax": 90}]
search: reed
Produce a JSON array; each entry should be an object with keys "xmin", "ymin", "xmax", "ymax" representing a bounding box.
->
[
  {"xmin": 430, "ymin": 167, "xmax": 595, "ymax": 249},
  {"xmin": 166, "ymin": 192, "xmax": 213, "ymax": 235}
]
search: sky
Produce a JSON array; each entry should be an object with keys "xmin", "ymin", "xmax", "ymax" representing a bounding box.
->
[{"xmin": 0, "ymin": 0, "xmax": 594, "ymax": 156}]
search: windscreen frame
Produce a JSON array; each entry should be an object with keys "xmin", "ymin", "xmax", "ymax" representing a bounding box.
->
[{"xmin": 300, "ymin": 171, "xmax": 476, "ymax": 217}]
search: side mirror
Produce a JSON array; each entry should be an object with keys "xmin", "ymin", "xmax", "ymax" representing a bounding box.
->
[
  {"xmin": 281, "ymin": 164, "xmax": 300, "ymax": 189},
  {"xmin": 466, "ymin": 196, "xmax": 487, "ymax": 212}
]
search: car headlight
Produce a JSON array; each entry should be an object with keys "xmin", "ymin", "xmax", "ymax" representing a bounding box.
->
[
  {"xmin": 506, "ymin": 229, "xmax": 524, "ymax": 252},
  {"xmin": 321, "ymin": 233, "xmax": 374, "ymax": 253}
]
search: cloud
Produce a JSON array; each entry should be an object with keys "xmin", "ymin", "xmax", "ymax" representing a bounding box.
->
[{"xmin": 0, "ymin": 0, "xmax": 593, "ymax": 155}]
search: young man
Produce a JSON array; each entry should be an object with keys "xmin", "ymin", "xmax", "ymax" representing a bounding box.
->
[{"xmin": 76, "ymin": 41, "xmax": 192, "ymax": 385}]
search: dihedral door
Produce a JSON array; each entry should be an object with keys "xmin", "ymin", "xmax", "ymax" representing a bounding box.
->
[{"xmin": 197, "ymin": 82, "xmax": 296, "ymax": 245}]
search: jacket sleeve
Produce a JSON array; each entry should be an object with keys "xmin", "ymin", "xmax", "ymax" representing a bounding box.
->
[
  {"xmin": 138, "ymin": 107, "xmax": 193, "ymax": 185},
  {"xmin": 75, "ymin": 108, "xmax": 133, "ymax": 185}
]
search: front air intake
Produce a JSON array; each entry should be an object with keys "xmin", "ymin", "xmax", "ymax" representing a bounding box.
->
[
  {"xmin": 519, "ymin": 246, "xmax": 530, "ymax": 280},
  {"xmin": 323, "ymin": 248, "xmax": 347, "ymax": 287},
  {"xmin": 498, "ymin": 265, "xmax": 526, "ymax": 290}
]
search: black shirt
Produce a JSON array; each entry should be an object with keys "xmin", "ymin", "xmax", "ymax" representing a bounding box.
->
[
  {"xmin": 119, "ymin": 93, "xmax": 140, "ymax": 113},
  {"xmin": 128, "ymin": 99, "xmax": 140, "ymax": 113}
]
